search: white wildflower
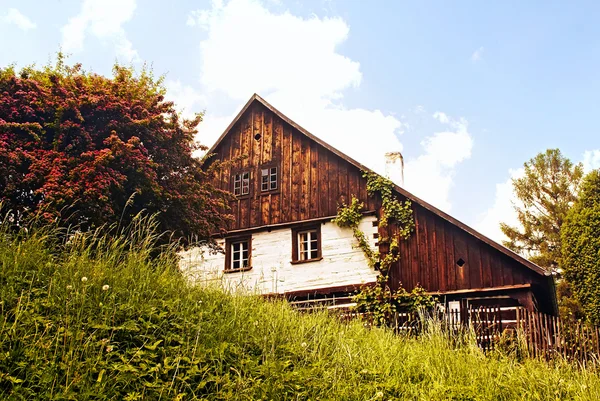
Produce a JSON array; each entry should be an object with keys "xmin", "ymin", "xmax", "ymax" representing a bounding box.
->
[
  {"xmin": 376, "ymin": 391, "xmax": 383, "ymax": 398},
  {"xmin": 106, "ymin": 345, "xmax": 114, "ymax": 352},
  {"xmin": 66, "ymin": 285, "xmax": 73, "ymax": 290},
  {"xmin": 102, "ymin": 284, "xmax": 109, "ymax": 291},
  {"xmin": 81, "ymin": 277, "xmax": 88, "ymax": 283},
  {"xmin": 301, "ymin": 342, "xmax": 307, "ymax": 348}
]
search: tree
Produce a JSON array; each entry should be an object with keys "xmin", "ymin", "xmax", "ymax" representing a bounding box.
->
[
  {"xmin": 561, "ymin": 170, "xmax": 600, "ymax": 324},
  {"xmin": 0, "ymin": 56, "xmax": 231, "ymax": 242},
  {"xmin": 500, "ymin": 149, "xmax": 583, "ymax": 272}
]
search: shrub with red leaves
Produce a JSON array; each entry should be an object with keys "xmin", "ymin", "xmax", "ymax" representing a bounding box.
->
[{"xmin": 0, "ymin": 57, "xmax": 231, "ymax": 242}]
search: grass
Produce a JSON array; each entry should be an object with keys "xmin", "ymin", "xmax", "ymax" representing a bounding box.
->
[{"xmin": 0, "ymin": 216, "xmax": 599, "ymax": 400}]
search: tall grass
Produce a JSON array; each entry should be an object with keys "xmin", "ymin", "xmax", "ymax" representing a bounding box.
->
[{"xmin": 1, "ymin": 216, "xmax": 599, "ymax": 400}]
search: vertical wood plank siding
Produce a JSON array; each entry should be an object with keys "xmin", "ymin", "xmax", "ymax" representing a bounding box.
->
[
  {"xmin": 210, "ymin": 102, "xmax": 551, "ymax": 311},
  {"xmin": 387, "ymin": 202, "xmax": 551, "ymax": 312},
  {"xmin": 212, "ymin": 102, "xmax": 370, "ymax": 229}
]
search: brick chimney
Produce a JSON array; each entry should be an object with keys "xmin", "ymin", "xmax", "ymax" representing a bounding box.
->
[{"xmin": 384, "ymin": 152, "xmax": 404, "ymax": 187}]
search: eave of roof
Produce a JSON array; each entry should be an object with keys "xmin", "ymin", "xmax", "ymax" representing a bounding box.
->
[{"xmin": 203, "ymin": 93, "xmax": 550, "ymax": 278}]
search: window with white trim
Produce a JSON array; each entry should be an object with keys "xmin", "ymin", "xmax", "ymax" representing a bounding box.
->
[
  {"xmin": 233, "ymin": 172, "xmax": 250, "ymax": 196},
  {"xmin": 230, "ymin": 240, "xmax": 249, "ymax": 270},
  {"xmin": 297, "ymin": 229, "xmax": 319, "ymax": 261},
  {"xmin": 261, "ymin": 166, "xmax": 277, "ymax": 192}
]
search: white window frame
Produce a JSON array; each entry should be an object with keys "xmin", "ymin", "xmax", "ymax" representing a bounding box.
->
[
  {"xmin": 233, "ymin": 171, "xmax": 250, "ymax": 196},
  {"xmin": 297, "ymin": 229, "xmax": 319, "ymax": 261},
  {"xmin": 230, "ymin": 240, "xmax": 249, "ymax": 270},
  {"xmin": 260, "ymin": 166, "xmax": 277, "ymax": 192}
]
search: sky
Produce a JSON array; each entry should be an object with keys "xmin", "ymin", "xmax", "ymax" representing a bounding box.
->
[{"xmin": 1, "ymin": 0, "xmax": 599, "ymax": 243}]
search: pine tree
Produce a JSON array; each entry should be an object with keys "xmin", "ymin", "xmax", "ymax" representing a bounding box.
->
[{"xmin": 500, "ymin": 149, "xmax": 583, "ymax": 272}]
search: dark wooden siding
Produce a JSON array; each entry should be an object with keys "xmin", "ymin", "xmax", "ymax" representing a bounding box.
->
[
  {"xmin": 386, "ymin": 202, "xmax": 550, "ymax": 302},
  {"xmin": 211, "ymin": 102, "xmax": 377, "ymax": 230}
]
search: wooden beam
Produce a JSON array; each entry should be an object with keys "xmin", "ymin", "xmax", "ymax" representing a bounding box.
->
[{"xmin": 429, "ymin": 283, "xmax": 532, "ymax": 296}]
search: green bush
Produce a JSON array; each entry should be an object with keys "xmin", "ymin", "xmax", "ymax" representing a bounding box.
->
[
  {"xmin": 561, "ymin": 170, "xmax": 600, "ymax": 324},
  {"xmin": 1, "ymin": 217, "xmax": 600, "ymax": 400}
]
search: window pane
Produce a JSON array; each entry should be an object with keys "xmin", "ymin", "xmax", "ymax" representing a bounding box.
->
[
  {"xmin": 261, "ymin": 173, "xmax": 269, "ymax": 191},
  {"xmin": 242, "ymin": 176, "xmax": 249, "ymax": 194},
  {"xmin": 270, "ymin": 168, "xmax": 277, "ymax": 190},
  {"xmin": 297, "ymin": 230, "xmax": 319, "ymax": 261},
  {"xmin": 231, "ymin": 240, "xmax": 249, "ymax": 269},
  {"xmin": 242, "ymin": 172, "xmax": 249, "ymax": 180},
  {"xmin": 261, "ymin": 168, "xmax": 268, "ymax": 176}
]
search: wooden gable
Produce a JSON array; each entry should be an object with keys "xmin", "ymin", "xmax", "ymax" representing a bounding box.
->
[{"xmin": 208, "ymin": 98, "xmax": 378, "ymax": 231}]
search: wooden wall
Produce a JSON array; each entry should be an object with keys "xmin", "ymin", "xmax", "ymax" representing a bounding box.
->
[
  {"xmin": 385, "ymin": 202, "xmax": 552, "ymax": 311},
  {"xmin": 211, "ymin": 102, "xmax": 377, "ymax": 231}
]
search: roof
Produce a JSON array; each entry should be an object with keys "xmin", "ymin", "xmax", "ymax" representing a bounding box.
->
[{"xmin": 205, "ymin": 93, "xmax": 550, "ymax": 277}]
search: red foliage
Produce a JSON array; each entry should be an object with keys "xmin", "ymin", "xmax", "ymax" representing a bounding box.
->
[{"xmin": 0, "ymin": 59, "xmax": 231, "ymax": 241}]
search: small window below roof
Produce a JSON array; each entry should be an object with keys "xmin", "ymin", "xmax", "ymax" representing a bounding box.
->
[{"xmin": 233, "ymin": 171, "xmax": 250, "ymax": 196}]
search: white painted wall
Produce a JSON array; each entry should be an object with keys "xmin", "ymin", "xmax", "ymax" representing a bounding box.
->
[{"xmin": 179, "ymin": 216, "xmax": 379, "ymax": 295}]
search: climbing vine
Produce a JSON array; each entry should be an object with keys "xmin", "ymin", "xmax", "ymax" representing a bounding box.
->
[
  {"xmin": 364, "ymin": 171, "xmax": 414, "ymax": 236},
  {"xmin": 333, "ymin": 172, "xmax": 435, "ymax": 326}
]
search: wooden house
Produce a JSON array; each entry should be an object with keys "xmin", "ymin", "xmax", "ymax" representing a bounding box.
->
[{"xmin": 180, "ymin": 94, "xmax": 557, "ymax": 315}]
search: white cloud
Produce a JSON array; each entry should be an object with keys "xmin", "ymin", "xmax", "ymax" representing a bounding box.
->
[
  {"xmin": 471, "ymin": 46, "xmax": 484, "ymax": 62},
  {"xmin": 166, "ymin": 80, "xmax": 207, "ymax": 120},
  {"xmin": 61, "ymin": 0, "xmax": 139, "ymax": 62},
  {"xmin": 475, "ymin": 168, "xmax": 524, "ymax": 243},
  {"xmin": 186, "ymin": 0, "xmax": 472, "ymax": 211},
  {"xmin": 432, "ymin": 111, "xmax": 450, "ymax": 124},
  {"xmin": 583, "ymin": 149, "xmax": 600, "ymax": 172},
  {"xmin": 404, "ymin": 114, "xmax": 473, "ymax": 212},
  {"xmin": 1, "ymin": 8, "xmax": 36, "ymax": 30},
  {"xmin": 189, "ymin": 0, "xmax": 361, "ymax": 101}
]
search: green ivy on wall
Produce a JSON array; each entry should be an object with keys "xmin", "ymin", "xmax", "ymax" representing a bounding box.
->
[{"xmin": 333, "ymin": 172, "xmax": 435, "ymax": 326}]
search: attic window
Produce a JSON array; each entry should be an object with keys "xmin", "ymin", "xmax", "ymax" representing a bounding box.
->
[
  {"xmin": 456, "ymin": 258, "xmax": 465, "ymax": 267},
  {"xmin": 254, "ymin": 133, "xmax": 262, "ymax": 141},
  {"xmin": 233, "ymin": 171, "xmax": 250, "ymax": 196},
  {"xmin": 260, "ymin": 164, "xmax": 278, "ymax": 192}
]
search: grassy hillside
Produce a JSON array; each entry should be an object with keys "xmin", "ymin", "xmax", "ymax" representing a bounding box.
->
[{"xmin": 1, "ymin": 218, "xmax": 599, "ymax": 400}]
